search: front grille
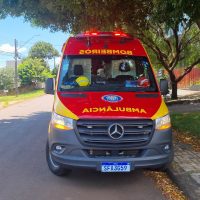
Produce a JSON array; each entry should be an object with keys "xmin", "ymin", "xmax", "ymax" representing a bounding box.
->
[
  {"xmin": 85, "ymin": 149, "xmax": 141, "ymax": 158},
  {"xmin": 75, "ymin": 119, "xmax": 154, "ymax": 147}
]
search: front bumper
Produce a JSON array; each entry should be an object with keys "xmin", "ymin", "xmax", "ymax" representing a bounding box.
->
[{"xmin": 48, "ymin": 124, "xmax": 173, "ymax": 171}]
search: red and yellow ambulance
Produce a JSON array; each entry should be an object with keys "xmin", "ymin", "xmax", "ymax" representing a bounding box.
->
[{"xmin": 45, "ymin": 31, "xmax": 173, "ymax": 176}]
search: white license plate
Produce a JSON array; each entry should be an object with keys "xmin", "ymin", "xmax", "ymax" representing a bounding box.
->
[{"xmin": 101, "ymin": 162, "xmax": 130, "ymax": 172}]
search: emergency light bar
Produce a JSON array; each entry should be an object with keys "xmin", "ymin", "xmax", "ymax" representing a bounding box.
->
[{"xmin": 76, "ymin": 31, "xmax": 131, "ymax": 38}]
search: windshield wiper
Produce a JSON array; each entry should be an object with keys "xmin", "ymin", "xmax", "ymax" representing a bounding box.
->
[{"xmin": 59, "ymin": 86, "xmax": 157, "ymax": 92}]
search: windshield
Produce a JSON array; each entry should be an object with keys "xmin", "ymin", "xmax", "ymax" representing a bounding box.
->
[{"xmin": 58, "ymin": 55, "xmax": 158, "ymax": 92}]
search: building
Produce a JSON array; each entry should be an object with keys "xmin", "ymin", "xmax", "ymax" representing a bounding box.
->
[{"xmin": 6, "ymin": 60, "xmax": 21, "ymax": 68}]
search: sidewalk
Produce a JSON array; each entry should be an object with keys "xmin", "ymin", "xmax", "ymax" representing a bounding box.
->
[
  {"xmin": 168, "ymin": 142, "xmax": 200, "ymax": 200},
  {"xmin": 166, "ymin": 89, "xmax": 200, "ymax": 105},
  {"xmin": 176, "ymin": 89, "xmax": 200, "ymax": 98},
  {"xmin": 167, "ymin": 89, "xmax": 200, "ymax": 200}
]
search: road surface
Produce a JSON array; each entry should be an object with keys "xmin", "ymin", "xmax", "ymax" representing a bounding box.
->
[{"xmin": 0, "ymin": 95, "xmax": 166, "ymax": 200}]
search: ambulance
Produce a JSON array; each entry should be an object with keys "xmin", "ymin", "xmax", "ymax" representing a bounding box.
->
[{"xmin": 45, "ymin": 31, "xmax": 173, "ymax": 176}]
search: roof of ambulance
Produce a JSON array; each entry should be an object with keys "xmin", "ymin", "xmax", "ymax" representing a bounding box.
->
[{"xmin": 62, "ymin": 32, "xmax": 147, "ymax": 56}]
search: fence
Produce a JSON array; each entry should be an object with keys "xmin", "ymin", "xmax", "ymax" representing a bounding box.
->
[{"xmin": 174, "ymin": 67, "xmax": 200, "ymax": 89}]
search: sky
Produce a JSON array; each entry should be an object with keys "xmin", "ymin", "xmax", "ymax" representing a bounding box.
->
[{"xmin": 0, "ymin": 16, "xmax": 70, "ymax": 68}]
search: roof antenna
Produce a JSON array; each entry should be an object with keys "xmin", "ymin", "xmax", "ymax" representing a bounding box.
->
[{"xmin": 87, "ymin": 37, "xmax": 91, "ymax": 47}]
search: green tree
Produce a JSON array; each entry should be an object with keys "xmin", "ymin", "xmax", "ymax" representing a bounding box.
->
[
  {"xmin": 137, "ymin": 21, "xmax": 200, "ymax": 99},
  {"xmin": 51, "ymin": 65, "xmax": 58, "ymax": 77},
  {"xmin": 152, "ymin": 0, "xmax": 200, "ymax": 29},
  {"xmin": 1, "ymin": 0, "xmax": 199, "ymax": 99},
  {"xmin": 0, "ymin": 0, "xmax": 152, "ymax": 33},
  {"xmin": 0, "ymin": 66, "xmax": 15, "ymax": 90},
  {"xmin": 18, "ymin": 58, "xmax": 53, "ymax": 86},
  {"xmin": 28, "ymin": 41, "xmax": 59, "ymax": 60}
]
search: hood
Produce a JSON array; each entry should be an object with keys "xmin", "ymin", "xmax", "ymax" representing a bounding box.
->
[{"xmin": 55, "ymin": 91, "xmax": 163, "ymax": 119}]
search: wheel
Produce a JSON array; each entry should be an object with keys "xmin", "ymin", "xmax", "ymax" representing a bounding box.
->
[
  {"xmin": 156, "ymin": 164, "xmax": 169, "ymax": 172},
  {"xmin": 46, "ymin": 141, "xmax": 71, "ymax": 176}
]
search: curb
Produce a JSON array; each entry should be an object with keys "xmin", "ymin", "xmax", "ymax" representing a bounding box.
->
[
  {"xmin": 0, "ymin": 94, "xmax": 45, "ymax": 111},
  {"xmin": 167, "ymin": 163, "xmax": 200, "ymax": 200},
  {"xmin": 166, "ymin": 98, "xmax": 200, "ymax": 106},
  {"xmin": 167, "ymin": 142, "xmax": 200, "ymax": 200}
]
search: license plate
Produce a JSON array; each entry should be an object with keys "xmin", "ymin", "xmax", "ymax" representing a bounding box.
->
[{"xmin": 101, "ymin": 162, "xmax": 130, "ymax": 172}]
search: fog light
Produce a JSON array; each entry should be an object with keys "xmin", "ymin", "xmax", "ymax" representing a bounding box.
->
[
  {"xmin": 53, "ymin": 145, "xmax": 65, "ymax": 154},
  {"xmin": 163, "ymin": 144, "xmax": 171, "ymax": 153}
]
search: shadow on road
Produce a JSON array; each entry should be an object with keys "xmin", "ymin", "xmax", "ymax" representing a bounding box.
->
[
  {"xmin": 61, "ymin": 168, "xmax": 143, "ymax": 185},
  {"xmin": 0, "ymin": 111, "xmax": 51, "ymax": 126},
  {"xmin": 0, "ymin": 111, "xmax": 165, "ymax": 200},
  {"xmin": 0, "ymin": 111, "xmax": 146, "ymax": 186}
]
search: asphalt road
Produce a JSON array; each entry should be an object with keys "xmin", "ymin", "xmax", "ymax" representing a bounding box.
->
[{"xmin": 0, "ymin": 95, "xmax": 166, "ymax": 200}]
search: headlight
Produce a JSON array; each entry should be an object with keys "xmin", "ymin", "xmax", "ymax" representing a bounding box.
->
[
  {"xmin": 155, "ymin": 114, "xmax": 171, "ymax": 130},
  {"xmin": 51, "ymin": 112, "xmax": 73, "ymax": 130}
]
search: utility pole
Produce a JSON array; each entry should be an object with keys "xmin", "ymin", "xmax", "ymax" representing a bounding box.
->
[
  {"xmin": 14, "ymin": 39, "xmax": 19, "ymax": 96},
  {"xmin": 54, "ymin": 56, "xmax": 56, "ymax": 69}
]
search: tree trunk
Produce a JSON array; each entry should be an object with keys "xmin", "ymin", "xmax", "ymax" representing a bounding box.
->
[
  {"xmin": 196, "ymin": 20, "xmax": 200, "ymax": 29},
  {"xmin": 171, "ymin": 81, "xmax": 178, "ymax": 99},
  {"xmin": 168, "ymin": 71, "xmax": 178, "ymax": 99}
]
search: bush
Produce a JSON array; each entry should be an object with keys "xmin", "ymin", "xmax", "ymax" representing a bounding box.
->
[{"xmin": 18, "ymin": 58, "xmax": 53, "ymax": 86}]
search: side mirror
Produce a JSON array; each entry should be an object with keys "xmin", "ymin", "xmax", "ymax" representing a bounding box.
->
[
  {"xmin": 45, "ymin": 78, "xmax": 55, "ymax": 95},
  {"xmin": 160, "ymin": 79, "xmax": 169, "ymax": 95}
]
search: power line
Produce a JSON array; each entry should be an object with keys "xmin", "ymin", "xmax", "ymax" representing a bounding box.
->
[
  {"xmin": 18, "ymin": 42, "xmax": 63, "ymax": 47},
  {"xmin": 0, "ymin": 54, "xmax": 13, "ymax": 57},
  {"xmin": 17, "ymin": 35, "xmax": 40, "ymax": 50},
  {"xmin": 0, "ymin": 50, "xmax": 14, "ymax": 54},
  {"xmin": 0, "ymin": 57, "xmax": 13, "ymax": 60},
  {"xmin": 14, "ymin": 39, "xmax": 19, "ymax": 96},
  {"xmin": 0, "ymin": 53, "xmax": 14, "ymax": 57}
]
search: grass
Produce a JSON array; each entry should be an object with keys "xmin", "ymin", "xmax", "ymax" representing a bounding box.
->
[
  {"xmin": 171, "ymin": 112, "xmax": 200, "ymax": 138},
  {"xmin": 0, "ymin": 89, "xmax": 44, "ymax": 108}
]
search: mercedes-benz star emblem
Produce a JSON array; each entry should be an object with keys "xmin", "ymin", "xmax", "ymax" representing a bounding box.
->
[{"xmin": 108, "ymin": 123, "xmax": 124, "ymax": 139}]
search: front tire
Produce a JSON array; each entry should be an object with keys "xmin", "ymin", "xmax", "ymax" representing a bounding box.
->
[{"xmin": 46, "ymin": 141, "xmax": 71, "ymax": 176}]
